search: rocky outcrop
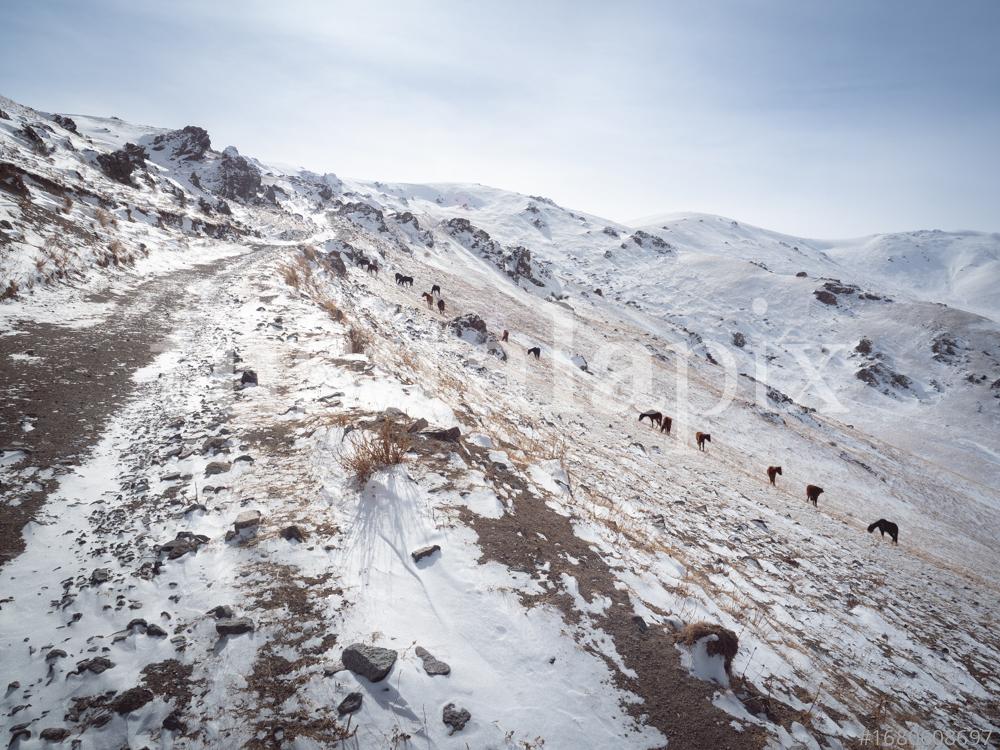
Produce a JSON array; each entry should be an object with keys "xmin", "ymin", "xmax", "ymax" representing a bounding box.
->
[
  {"xmin": 216, "ymin": 147, "xmax": 261, "ymax": 201},
  {"xmin": 445, "ymin": 218, "xmax": 549, "ymax": 288},
  {"xmin": 624, "ymin": 230, "xmax": 673, "ymax": 254},
  {"xmin": 151, "ymin": 125, "xmax": 211, "ymax": 161},
  {"xmin": 448, "ymin": 314, "xmax": 507, "ymax": 360},
  {"xmin": 53, "ymin": 114, "xmax": 78, "ymax": 133},
  {"xmin": 97, "ymin": 143, "xmax": 148, "ymax": 186}
]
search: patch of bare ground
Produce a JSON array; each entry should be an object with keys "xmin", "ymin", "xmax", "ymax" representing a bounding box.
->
[
  {"xmin": 240, "ymin": 562, "xmax": 353, "ymax": 748},
  {"xmin": 452, "ymin": 441, "xmax": 769, "ymax": 750}
]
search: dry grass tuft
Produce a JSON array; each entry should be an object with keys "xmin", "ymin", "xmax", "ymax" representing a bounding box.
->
[
  {"xmin": 95, "ymin": 207, "xmax": 116, "ymax": 228},
  {"xmin": 680, "ymin": 621, "xmax": 739, "ymax": 674},
  {"xmin": 1, "ymin": 280, "xmax": 18, "ymax": 301},
  {"xmin": 347, "ymin": 326, "xmax": 371, "ymax": 354},
  {"xmin": 340, "ymin": 419, "xmax": 409, "ymax": 484}
]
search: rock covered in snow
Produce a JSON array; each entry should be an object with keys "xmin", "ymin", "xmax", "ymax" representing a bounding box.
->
[
  {"xmin": 410, "ymin": 544, "xmax": 440, "ymax": 563},
  {"xmin": 216, "ymin": 617, "xmax": 254, "ymax": 636}
]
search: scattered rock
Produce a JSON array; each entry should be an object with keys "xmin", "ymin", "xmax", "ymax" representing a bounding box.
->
[
  {"xmin": 337, "ymin": 692, "xmax": 363, "ymax": 715},
  {"xmin": 814, "ymin": 290, "xmax": 837, "ymax": 305},
  {"xmin": 39, "ymin": 727, "xmax": 71, "ymax": 741},
  {"xmin": 204, "ymin": 461, "xmax": 231, "ymax": 477},
  {"xmin": 162, "ymin": 711, "xmax": 186, "ymax": 732},
  {"xmin": 73, "ymin": 657, "xmax": 114, "ymax": 676},
  {"xmin": 411, "ymin": 544, "xmax": 441, "ymax": 563},
  {"xmin": 632, "ymin": 615, "xmax": 648, "ymax": 633},
  {"xmin": 90, "ymin": 568, "xmax": 111, "ymax": 585},
  {"xmin": 406, "ymin": 417, "xmax": 429, "ymax": 433},
  {"xmin": 234, "ymin": 510, "xmax": 261, "ymax": 531},
  {"xmin": 157, "ymin": 532, "xmax": 210, "ymax": 560},
  {"xmin": 146, "ymin": 623, "xmax": 167, "ymax": 637},
  {"xmin": 279, "ymin": 525, "xmax": 305, "ymax": 542},
  {"xmin": 216, "ymin": 617, "xmax": 254, "ymax": 636},
  {"xmin": 240, "ymin": 369, "xmax": 258, "ymax": 386},
  {"xmin": 111, "ymin": 687, "xmax": 154, "ymax": 714},
  {"xmin": 415, "ymin": 646, "xmax": 451, "ymax": 676},
  {"xmin": 421, "ymin": 427, "xmax": 461, "ymax": 443},
  {"xmin": 208, "ymin": 605, "xmax": 235, "ymax": 619},
  {"xmin": 342, "ymin": 643, "xmax": 397, "ymax": 682},
  {"xmin": 45, "ymin": 649, "xmax": 67, "ymax": 662},
  {"xmin": 442, "ymin": 702, "xmax": 471, "ymax": 734}
]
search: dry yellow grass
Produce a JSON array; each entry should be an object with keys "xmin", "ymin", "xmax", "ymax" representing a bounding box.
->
[{"xmin": 340, "ymin": 419, "xmax": 409, "ymax": 484}]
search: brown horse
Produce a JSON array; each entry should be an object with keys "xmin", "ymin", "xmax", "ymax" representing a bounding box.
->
[
  {"xmin": 695, "ymin": 432, "xmax": 711, "ymax": 451},
  {"xmin": 659, "ymin": 416, "xmax": 673, "ymax": 434},
  {"xmin": 767, "ymin": 466, "xmax": 782, "ymax": 486},
  {"xmin": 806, "ymin": 484, "xmax": 824, "ymax": 506},
  {"xmin": 421, "ymin": 292, "xmax": 434, "ymax": 308},
  {"xmin": 501, "ymin": 329, "xmax": 509, "ymax": 342},
  {"xmin": 437, "ymin": 299, "xmax": 445, "ymax": 314}
]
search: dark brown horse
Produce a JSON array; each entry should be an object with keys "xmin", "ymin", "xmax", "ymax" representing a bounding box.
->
[
  {"xmin": 527, "ymin": 346, "xmax": 541, "ymax": 359},
  {"xmin": 695, "ymin": 432, "xmax": 711, "ymax": 451},
  {"xmin": 659, "ymin": 416, "xmax": 673, "ymax": 434},
  {"xmin": 767, "ymin": 466, "xmax": 782, "ymax": 486},
  {"xmin": 437, "ymin": 299, "xmax": 445, "ymax": 314},
  {"xmin": 806, "ymin": 484, "xmax": 824, "ymax": 506}
]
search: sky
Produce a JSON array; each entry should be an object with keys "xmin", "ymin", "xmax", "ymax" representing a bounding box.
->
[{"xmin": 2, "ymin": 0, "xmax": 998, "ymax": 237}]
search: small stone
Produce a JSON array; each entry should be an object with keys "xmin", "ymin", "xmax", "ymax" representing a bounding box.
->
[
  {"xmin": 146, "ymin": 623, "xmax": 167, "ymax": 637},
  {"xmin": 406, "ymin": 418, "xmax": 428, "ymax": 433},
  {"xmin": 240, "ymin": 370, "xmax": 258, "ymax": 386},
  {"xmin": 204, "ymin": 461, "xmax": 231, "ymax": 477},
  {"xmin": 111, "ymin": 686, "xmax": 154, "ymax": 714},
  {"xmin": 234, "ymin": 510, "xmax": 261, "ymax": 531},
  {"xmin": 342, "ymin": 643, "xmax": 397, "ymax": 682},
  {"xmin": 442, "ymin": 702, "xmax": 471, "ymax": 734},
  {"xmin": 39, "ymin": 727, "xmax": 70, "ymax": 741},
  {"xmin": 163, "ymin": 711, "xmax": 186, "ymax": 732},
  {"xmin": 216, "ymin": 617, "xmax": 254, "ymax": 636},
  {"xmin": 208, "ymin": 605, "xmax": 235, "ymax": 619},
  {"xmin": 45, "ymin": 649, "xmax": 67, "ymax": 662},
  {"xmin": 337, "ymin": 692, "xmax": 363, "ymax": 715},
  {"xmin": 632, "ymin": 615, "xmax": 648, "ymax": 633},
  {"xmin": 74, "ymin": 657, "xmax": 114, "ymax": 675},
  {"xmin": 411, "ymin": 544, "xmax": 440, "ymax": 563},
  {"xmin": 280, "ymin": 525, "xmax": 305, "ymax": 542},
  {"xmin": 90, "ymin": 568, "xmax": 111, "ymax": 585},
  {"xmin": 422, "ymin": 426, "xmax": 461, "ymax": 442},
  {"xmin": 323, "ymin": 661, "xmax": 345, "ymax": 676},
  {"xmin": 415, "ymin": 646, "xmax": 450, "ymax": 676}
]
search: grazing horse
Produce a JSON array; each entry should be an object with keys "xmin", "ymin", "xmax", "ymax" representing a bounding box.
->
[
  {"xmin": 399, "ymin": 275, "xmax": 414, "ymax": 287},
  {"xmin": 868, "ymin": 519, "xmax": 898, "ymax": 544},
  {"xmin": 638, "ymin": 410, "xmax": 663, "ymax": 428},
  {"xmin": 437, "ymin": 299, "xmax": 445, "ymax": 314},
  {"xmin": 805, "ymin": 484, "xmax": 824, "ymax": 506},
  {"xmin": 367, "ymin": 261, "xmax": 379, "ymax": 276},
  {"xmin": 394, "ymin": 272, "xmax": 404, "ymax": 285},
  {"xmin": 421, "ymin": 292, "xmax": 434, "ymax": 308},
  {"xmin": 659, "ymin": 416, "xmax": 673, "ymax": 434},
  {"xmin": 527, "ymin": 346, "xmax": 541, "ymax": 359},
  {"xmin": 767, "ymin": 466, "xmax": 782, "ymax": 486},
  {"xmin": 431, "ymin": 284, "xmax": 441, "ymax": 296},
  {"xmin": 695, "ymin": 432, "xmax": 711, "ymax": 451},
  {"xmin": 501, "ymin": 329, "xmax": 509, "ymax": 342}
]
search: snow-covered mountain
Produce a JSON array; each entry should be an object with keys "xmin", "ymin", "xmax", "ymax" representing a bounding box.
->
[{"xmin": 2, "ymin": 94, "xmax": 998, "ymax": 750}]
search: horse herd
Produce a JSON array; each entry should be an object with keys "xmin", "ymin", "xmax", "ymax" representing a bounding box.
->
[
  {"xmin": 637, "ymin": 410, "xmax": 899, "ymax": 544},
  {"xmin": 364, "ymin": 257, "xmax": 900, "ymax": 546}
]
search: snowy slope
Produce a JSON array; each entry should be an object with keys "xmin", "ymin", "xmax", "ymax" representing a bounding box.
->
[{"xmin": 2, "ymin": 94, "xmax": 999, "ymax": 750}]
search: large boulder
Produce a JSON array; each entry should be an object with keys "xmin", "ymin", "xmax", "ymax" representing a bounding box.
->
[
  {"xmin": 216, "ymin": 147, "xmax": 261, "ymax": 202},
  {"xmin": 150, "ymin": 125, "xmax": 211, "ymax": 161},
  {"xmin": 448, "ymin": 314, "xmax": 507, "ymax": 361},
  {"xmin": 341, "ymin": 643, "xmax": 397, "ymax": 682},
  {"xmin": 442, "ymin": 703, "xmax": 471, "ymax": 733}
]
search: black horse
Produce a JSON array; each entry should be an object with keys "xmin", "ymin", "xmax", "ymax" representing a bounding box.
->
[
  {"xmin": 638, "ymin": 410, "xmax": 663, "ymax": 428},
  {"xmin": 527, "ymin": 346, "xmax": 541, "ymax": 359},
  {"xmin": 431, "ymin": 284, "xmax": 441, "ymax": 295},
  {"xmin": 867, "ymin": 519, "xmax": 898, "ymax": 544},
  {"xmin": 399, "ymin": 275, "xmax": 414, "ymax": 287}
]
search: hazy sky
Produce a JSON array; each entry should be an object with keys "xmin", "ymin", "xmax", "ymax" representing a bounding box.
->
[{"xmin": 3, "ymin": 0, "xmax": 998, "ymax": 236}]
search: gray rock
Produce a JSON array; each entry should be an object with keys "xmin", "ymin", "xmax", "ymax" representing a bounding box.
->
[
  {"xmin": 39, "ymin": 727, "xmax": 71, "ymax": 741},
  {"xmin": 111, "ymin": 686, "xmax": 154, "ymax": 714},
  {"xmin": 90, "ymin": 568, "xmax": 112, "ymax": 585},
  {"xmin": 146, "ymin": 623, "xmax": 167, "ymax": 637},
  {"xmin": 442, "ymin": 702, "xmax": 471, "ymax": 733},
  {"xmin": 411, "ymin": 544, "xmax": 441, "ymax": 563},
  {"xmin": 216, "ymin": 617, "xmax": 254, "ymax": 636},
  {"xmin": 323, "ymin": 661, "xmax": 345, "ymax": 676},
  {"xmin": 337, "ymin": 692, "xmax": 363, "ymax": 715},
  {"xmin": 208, "ymin": 605, "xmax": 235, "ymax": 619},
  {"xmin": 234, "ymin": 510, "xmax": 261, "ymax": 530},
  {"xmin": 157, "ymin": 532, "xmax": 209, "ymax": 559},
  {"xmin": 421, "ymin": 427, "xmax": 461, "ymax": 443},
  {"xmin": 74, "ymin": 657, "xmax": 114, "ymax": 675},
  {"xmin": 415, "ymin": 646, "xmax": 450, "ymax": 676},
  {"xmin": 406, "ymin": 417, "xmax": 429, "ymax": 433},
  {"xmin": 280, "ymin": 525, "xmax": 305, "ymax": 542},
  {"xmin": 240, "ymin": 369, "xmax": 258, "ymax": 386},
  {"xmin": 45, "ymin": 649, "xmax": 67, "ymax": 662},
  {"xmin": 342, "ymin": 643, "xmax": 397, "ymax": 682},
  {"xmin": 204, "ymin": 461, "xmax": 231, "ymax": 477}
]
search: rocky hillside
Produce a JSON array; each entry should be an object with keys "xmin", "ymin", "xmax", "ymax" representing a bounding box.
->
[{"xmin": 2, "ymin": 95, "xmax": 999, "ymax": 750}]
